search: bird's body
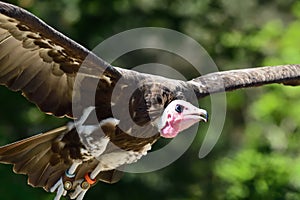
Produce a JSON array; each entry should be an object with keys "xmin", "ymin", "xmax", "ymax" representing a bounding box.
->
[{"xmin": 0, "ymin": 1, "xmax": 300, "ymax": 200}]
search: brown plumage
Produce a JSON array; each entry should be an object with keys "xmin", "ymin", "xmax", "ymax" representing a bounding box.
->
[
  {"xmin": 0, "ymin": 126, "xmax": 123, "ymax": 190},
  {"xmin": 0, "ymin": 1, "xmax": 299, "ymax": 200}
]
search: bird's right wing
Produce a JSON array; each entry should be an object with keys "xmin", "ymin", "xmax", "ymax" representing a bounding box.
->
[{"xmin": 188, "ymin": 64, "xmax": 300, "ymax": 98}]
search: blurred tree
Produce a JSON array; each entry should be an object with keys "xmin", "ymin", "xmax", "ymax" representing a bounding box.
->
[{"xmin": 0, "ymin": 0, "xmax": 300, "ymax": 200}]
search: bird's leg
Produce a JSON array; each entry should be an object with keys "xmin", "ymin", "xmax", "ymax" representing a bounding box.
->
[
  {"xmin": 50, "ymin": 161, "xmax": 82, "ymax": 200},
  {"xmin": 69, "ymin": 163, "xmax": 103, "ymax": 200}
]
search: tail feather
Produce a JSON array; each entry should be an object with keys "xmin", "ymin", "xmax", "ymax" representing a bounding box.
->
[
  {"xmin": 45, "ymin": 166, "xmax": 65, "ymax": 191},
  {"xmin": 34, "ymin": 162, "xmax": 52, "ymax": 187},
  {"xmin": 0, "ymin": 125, "xmax": 125, "ymax": 193},
  {"xmin": 13, "ymin": 145, "xmax": 51, "ymax": 174},
  {"xmin": 0, "ymin": 126, "xmax": 69, "ymax": 190},
  {"xmin": 29, "ymin": 155, "xmax": 57, "ymax": 187},
  {"xmin": 0, "ymin": 126, "xmax": 66, "ymax": 158},
  {"xmin": 0, "ymin": 148, "xmax": 29, "ymax": 164}
]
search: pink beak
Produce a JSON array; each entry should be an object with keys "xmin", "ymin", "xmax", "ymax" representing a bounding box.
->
[
  {"xmin": 160, "ymin": 107, "xmax": 208, "ymax": 138},
  {"xmin": 178, "ymin": 108, "xmax": 208, "ymax": 131}
]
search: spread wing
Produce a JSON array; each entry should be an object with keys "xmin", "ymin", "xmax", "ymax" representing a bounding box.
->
[
  {"xmin": 188, "ymin": 64, "xmax": 300, "ymax": 98},
  {"xmin": 0, "ymin": 2, "xmax": 121, "ymax": 117},
  {"xmin": 2, "ymin": 1, "xmax": 300, "ymax": 119}
]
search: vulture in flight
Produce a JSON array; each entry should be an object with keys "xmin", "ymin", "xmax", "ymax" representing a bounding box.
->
[{"xmin": 0, "ymin": 2, "xmax": 299, "ymax": 200}]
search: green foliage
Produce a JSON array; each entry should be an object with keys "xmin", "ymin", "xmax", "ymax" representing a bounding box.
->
[
  {"xmin": 1, "ymin": 0, "xmax": 300, "ymax": 200},
  {"xmin": 215, "ymin": 149, "xmax": 300, "ymax": 200}
]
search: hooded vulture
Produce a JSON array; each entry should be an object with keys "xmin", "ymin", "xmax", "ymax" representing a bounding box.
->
[{"xmin": 0, "ymin": 2, "xmax": 299, "ymax": 200}]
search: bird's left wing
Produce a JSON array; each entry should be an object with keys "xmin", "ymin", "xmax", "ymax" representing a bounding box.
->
[{"xmin": 0, "ymin": 2, "xmax": 121, "ymax": 117}]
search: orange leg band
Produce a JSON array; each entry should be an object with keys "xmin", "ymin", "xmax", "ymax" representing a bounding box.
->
[{"xmin": 84, "ymin": 173, "xmax": 96, "ymax": 185}]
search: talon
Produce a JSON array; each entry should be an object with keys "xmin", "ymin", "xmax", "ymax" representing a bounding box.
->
[
  {"xmin": 69, "ymin": 183, "xmax": 84, "ymax": 199},
  {"xmin": 50, "ymin": 162, "xmax": 82, "ymax": 200},
  {"xmin": 69, "ymin": 178, "xmax": 91, "ymax": 200},
  {"xmin": 68, "ymin": 164, "xmax": 102, "ymax": 200},
  {"xmin": 50, "ymin": 178, "xmax": 62, "ymax": 193},
  {"xmin": 77, "ymin": 190, "xmax": 88, "ymax": 200},
  {"xmin": 50, "ymin": 178, "xmax": 65, "ymax": 200}
]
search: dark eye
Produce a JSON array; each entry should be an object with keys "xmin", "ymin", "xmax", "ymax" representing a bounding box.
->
[{"xmin": 175, "ymin": 104, "xmax": 183, "ymax": 113}]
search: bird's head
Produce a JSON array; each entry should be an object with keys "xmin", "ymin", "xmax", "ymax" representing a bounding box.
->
[{"xmin": 155, "ymin": 100, "xmax": 208, "ymax": 138}]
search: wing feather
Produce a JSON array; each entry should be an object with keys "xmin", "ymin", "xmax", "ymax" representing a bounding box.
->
[
  {"xmin": 0, "ymin": 2, "xmax": 121, "ymax": 117},
  {"xmin": 189, "ymin": 65, "xmax": 300, "ymax": 98}
]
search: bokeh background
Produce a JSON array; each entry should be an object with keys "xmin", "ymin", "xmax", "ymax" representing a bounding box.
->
[{"xmin": 1, "ymin": 0, "xmax": 300, "ymax": 199}]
